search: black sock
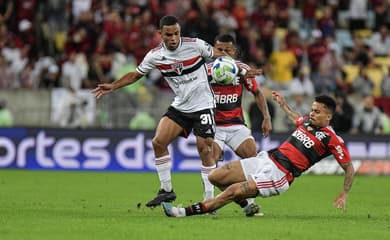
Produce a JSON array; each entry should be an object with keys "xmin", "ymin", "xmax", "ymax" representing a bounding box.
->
[
  {"xmin": 185, "ymin": 202, "xmax": 207, "ymax": 216},
  {"xmin": 235, "ymin": 199, "xmax": 248, "ymax": 208}
]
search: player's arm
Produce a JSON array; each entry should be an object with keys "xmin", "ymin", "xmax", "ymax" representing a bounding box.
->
[
  {"xmin": 333, "ymin": 162, "xmax": 354, "ymax": 210},
  {"xmin": 92, "ymin": 71, "xmax": 143, "ymax": 99},
  {"xmin": 253, "ymin": 89, "xmax": 272, "ymax": 137},
  {"xmin": 272, "ymin": 91, "xmax": 300, "ymax": 123}
]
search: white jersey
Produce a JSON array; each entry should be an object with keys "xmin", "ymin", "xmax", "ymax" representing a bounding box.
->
[{"xmin": 136, "ymin": 37, "xmax": 215, "ymax": 113}]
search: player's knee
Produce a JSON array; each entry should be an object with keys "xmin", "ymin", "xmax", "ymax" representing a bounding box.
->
[{"xmin": 152, "ymin": 137, "xmax": 166, "ymax": 151}]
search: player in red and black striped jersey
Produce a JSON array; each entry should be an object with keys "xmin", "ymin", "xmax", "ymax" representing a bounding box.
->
[
  {"xmin": 209, "ymin": 34, "xmax": 272, "ymax": 160},
  {"xmin": 162, "ymin": 92, "xmax": 355, "ymax": 217},
  {"xmin": 206, "ymin": 34, "xmax": 272, "ymax": 216}
]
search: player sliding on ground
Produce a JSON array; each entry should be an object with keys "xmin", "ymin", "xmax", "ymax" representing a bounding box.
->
[{"xmin": 162, "ymin": 92, "xmax": 355, "ymax": 217}]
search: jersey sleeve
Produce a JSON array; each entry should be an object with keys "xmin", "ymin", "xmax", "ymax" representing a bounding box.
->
[
  {"xmin": 328, "ymin": 134, "xmax": 352, "ymax": 165},
  {"xmin": 136, "ymin": 50, "xmax": 155, "ymax": 75},
  {"xmin": 196, "ymin": 38, "xmax": 213, "ymax": 59}
]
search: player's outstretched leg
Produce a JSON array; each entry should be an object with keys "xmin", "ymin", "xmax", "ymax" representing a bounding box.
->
[{"xmin": 146, "ymin": 189, "xmax": 177, "ymax": 207}]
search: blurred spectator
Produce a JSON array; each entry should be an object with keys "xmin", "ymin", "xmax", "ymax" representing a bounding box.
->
[
  {"xmin": 285, "ymin": 29, "xmax": 305, "ymax": 75},
  {"xmin": 129, "ymin": 111, "xmax": 157, "ymax": 130},
  {"xmin": 13, "ymin": 0, "xmax": 38, "ymax": 27},
  {"xmin": 129, "ymin": 86, "xmax": 156, "ymax": 130},
  {"xmin": 352, "ymin": 67, "xmax": 375, "ymax": 96},
  {"xmin": 54, "ymin": 51, "xmax": 89, "ymax": 128},
  {"xmin": 366, "ymin": 25, "xmax": 390, "ymax": 57},
  {"xmin": 212, "ymin": 7, "xmax": 238, "ymax": 36},
  {"xmin": 381, "ymin": 66, "xmax": 390, "ymax": 97},
  {"xmin": 251, "ymin": 2, "xmax": 277, "ymax": 57},
  {"xmin": 315, "ymin": 42, "xmax": 344, "ymax": 94},
  {"xmin": 350, "ymin": 35, "xmax": 370, "ymax": 66},
  {"xmin": 39, "ymin": 64, "xmax": 60, "ymax": 88},
  {"xmin": 331, "ymin": 92, "xmax": 354, "ymax": 133},
  {"xmin": 61, "ymin": 51, "xmax": 88, "ymax": 91},
  {"xmin": 372, "ymin": 0, "xmax": 390, "ymax": 31},
  {"xmin": 182, "ymin": 9, "xmax": 218, "ymax": 45},
  {"xmin": 0, "ymin": 54, "xmax": 10, "ymax": 88},
  {"xmin": 31, "ymin": 55, "xmax": 57, "ymax": 88},
  {"xmin": 19, "ymin": 61, "xmax": 34, "ymax": 88},
  {"xmin": 318, "ymin": 5, "xmax": 336, "ymax": 39},
  {"xmin": 301, "ymin": 0, "xmax": 318, "ymax": 39},
  {"xmin": 335, "ymin": 70, "xmax": 353, "ymax": 95},
  {"xmin": 0, "ymin": 98, "xmax": 13, "ymax": 127},
  {"xmin": 268, "ymin": 40, "xmax": 297, "ymax": 92},
  {"xmin": 0, "ymin": 0, "xmax": 13, "ymax": 26},
  {"xmin": 307, "ymin": 29, "xmax": 328, "ymax": 75},
  {"xmin": 382, "ymin": 114, "xmax": 390, "ymax": 134},
  {"xmin": 348, "ymin": 0, "xmax": 368, "ymax": 32},
  {"xmin": 288, "ymin": 67, "xmax": 314, "ymax": 97},
  {"xmin": 350, "ymin": 94, "xmax": 384, "ymax": 134}
]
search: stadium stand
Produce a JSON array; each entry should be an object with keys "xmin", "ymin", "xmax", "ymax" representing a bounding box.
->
[{"xmin": 0, "ymin": 0, "xmax": 389, "ymax": 133}]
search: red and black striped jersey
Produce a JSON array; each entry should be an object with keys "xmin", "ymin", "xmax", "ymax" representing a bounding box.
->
[
  {"xmin": 277, "ymin": 116, "xmax": 351, "ymax": 173},
  {"xmin": 207, "ymin": 61, "xmax": 259, "ymax": 126}
]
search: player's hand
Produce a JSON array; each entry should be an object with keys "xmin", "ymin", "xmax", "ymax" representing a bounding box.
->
[
  {"xmin": 91, "ymin": 83, "xmax": 114, "ymax": 99},
  {"xmin": 261, "ymin": 117, "xmax": 272, "ymax": 138},
  {"xmin": 271, "ymin": 91, "xmax": 285, "ymax": 107},
  {"xmin": 333, "ymin": 192, "xmax": 348, "ymax": 210},
  {"xmin": 245, "ymin": 68, "xmax": 263, "ymax": 78}
]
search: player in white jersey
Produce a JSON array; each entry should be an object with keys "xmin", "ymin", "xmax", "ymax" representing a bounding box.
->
[{"xmin": 92, "ymin": 15, "xmax": 263, "ymax": 208}]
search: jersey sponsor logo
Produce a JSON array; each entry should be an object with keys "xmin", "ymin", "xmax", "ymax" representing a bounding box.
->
[
  {"xmin": 215, "ymin": 94, "xmax": 238, "ymax": 104},
  {"xmin": 291, "ymin": 129, "xmax": 315, "ymax": 148},
  {"xmin": 170, "ymin": 76, "xmax": 198, "ymax": 88},
  {"xmin": 172, "ymin": 63, "xmax": 184, "ymax": 75}
]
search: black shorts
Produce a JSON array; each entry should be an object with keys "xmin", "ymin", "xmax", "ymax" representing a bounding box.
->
[{"xmin": 164, "ymin": 106, "xmax": 216, "ymax": 138}]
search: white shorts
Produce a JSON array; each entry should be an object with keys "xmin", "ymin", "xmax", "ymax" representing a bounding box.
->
[
  {"xmin": 240, "ymin": 151, "xmax": 290, "ymax": 197},
  {"xmin": 214, "ymin": 125, "xmax": 254, "ymax": 151}
]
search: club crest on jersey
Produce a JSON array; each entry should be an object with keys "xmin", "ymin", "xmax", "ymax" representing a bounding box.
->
[
  {"xmin": 315, "ymin": 131, "xmax": 327, "ymax": 141},
  {"xmin": 172, "ymin": 63, "xmax": 184, "ymax": 75}
]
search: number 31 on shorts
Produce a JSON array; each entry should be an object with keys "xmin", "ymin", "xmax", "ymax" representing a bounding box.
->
[{"xmin": 200, "ymin": 113, "xmax": 213, "ymax": 125}]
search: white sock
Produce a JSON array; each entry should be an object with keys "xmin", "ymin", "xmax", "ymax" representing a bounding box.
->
[
  {"xmin": 201, "ymin": 164, "xmax": 216, "ymax": 200},
  {"xmin": 155, "ymin": 155, "xmax": 172, "ymax": 192}
]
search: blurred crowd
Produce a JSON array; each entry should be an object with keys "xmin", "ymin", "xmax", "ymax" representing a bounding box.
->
[{"xmin": 0, "ymin": 0, "xmax": 389, "ymax": 133}]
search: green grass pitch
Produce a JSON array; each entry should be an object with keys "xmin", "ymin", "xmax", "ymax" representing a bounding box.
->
[{"xmin": 0, "ymin": 169, "xmax": 389, "ymax": 240}]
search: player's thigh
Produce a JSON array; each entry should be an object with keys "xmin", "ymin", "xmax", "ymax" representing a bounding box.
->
[
  {"xmin": 209, "ymin": 160, "xmax": 247, "ymax": 186},
  {"xmin": 235, "ymin": 138, "xmax": 258, "ymax": 158},
  {"xmin": 153, "ymin": 116, "xmax": 183, "ymax": 146}
]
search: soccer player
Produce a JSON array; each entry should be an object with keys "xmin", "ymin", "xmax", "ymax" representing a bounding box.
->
[
  {"xmin": 208, "ymin": 33, "xmax": 272, "ymax": 216},
  {"xmin": 162, "ymin": 92, "xmax": 355, "ymax": 217},
  {"xmin": 92, "ymin": 15, "xmax": 261, "ymax": 207}
]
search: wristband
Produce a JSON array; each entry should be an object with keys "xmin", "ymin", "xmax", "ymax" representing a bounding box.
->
[{"xmin": 240, "ymin": 68, "xmax": 247, "ymax": 76}]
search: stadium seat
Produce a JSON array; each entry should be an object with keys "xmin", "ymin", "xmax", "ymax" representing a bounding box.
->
[
  {"xmin": 343, "ymin": 64, "xmax": 360, "ymax": 83},
  {"xmin": 374, "ymin": 57, "xmax": 390, "ymax": 74},
  {"xmin": 353, "ymin": 29, "xmax": 372, "ymax": 39},
  {"xmin": 365, "ymin": 67, "xmax": 384, "ymax": 97}
]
